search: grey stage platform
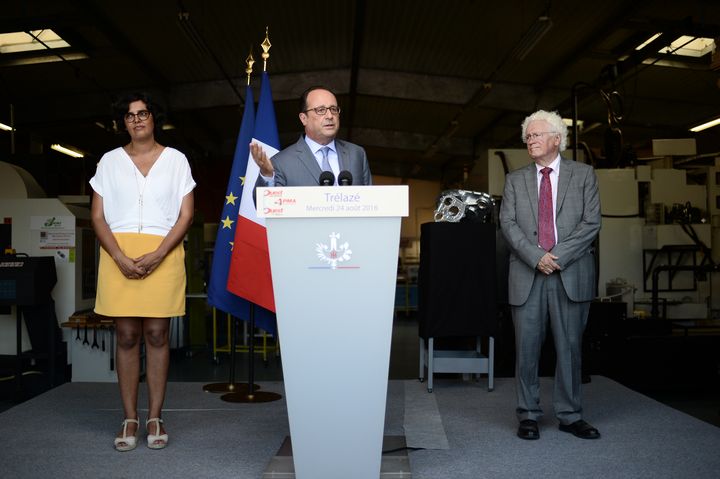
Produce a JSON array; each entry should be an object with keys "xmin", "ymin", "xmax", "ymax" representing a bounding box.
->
[
  {"xmin": 263, "ymin": 435, "xmax": 411, "ymax": 478},
  {"xmin": 1, "ymin": 377, "xmax": 719, "ymax": 478}
]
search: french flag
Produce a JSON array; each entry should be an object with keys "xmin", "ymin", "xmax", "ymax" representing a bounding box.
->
[{"xmin": 226, "ymin": 71, "xmax": 279, "ymax": 331}]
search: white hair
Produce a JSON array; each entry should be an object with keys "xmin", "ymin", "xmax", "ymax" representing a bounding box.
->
[{"xmin": 521, "ymin": 110, "xmax": 568, "ymax": 151}]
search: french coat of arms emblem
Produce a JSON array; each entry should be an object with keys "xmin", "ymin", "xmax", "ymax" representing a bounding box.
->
[{"xmin": 315, "ymin": 232, "xmax": 352, "ymax": 269}]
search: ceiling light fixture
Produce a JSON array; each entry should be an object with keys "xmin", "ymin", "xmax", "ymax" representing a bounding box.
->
[
  {"xmin": 51, "ymin": 143, "xmax": 84, "ymax": 158},
  {"xmin": 689, "ymin": 116, "xmax": 720, "ymax": 132},
  {"xmin": 0, "ymin": 30, "xmax": 88, "ymax": 68},
  {"xmin": 0, "ymin": 30, "xmax": 70, "ymax": 54},
  {"xmin": 0, "ymin": 51, "xmax": 88, "ymax": 67},
  {"xmin": 635, "ymin": 33, "xmax": 662, "ymax": 51},
  {"xmin": 513, "ymin": 15, "xmax": 553, "ymax": 61},
  {"xmin": 660, "ymin": 36, "xmax": 715, "ymax": 58}
]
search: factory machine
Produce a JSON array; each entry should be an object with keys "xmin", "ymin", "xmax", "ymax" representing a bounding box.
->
[
  {"xmin": 0, "ymin": 160, "xmax": 115, "ymax": 382},
  {"xmin": 481, "ymin": 144, "xmax": 719, "ymax": 323}
]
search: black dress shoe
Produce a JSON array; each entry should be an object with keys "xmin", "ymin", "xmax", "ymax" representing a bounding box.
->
[
  {"xmin": 517, "ymin": 419, "xmax": 539, "ymax": 440},
  {"xmin": 559, "ymin": 419, "xmax": 600, "ymax": 439}
]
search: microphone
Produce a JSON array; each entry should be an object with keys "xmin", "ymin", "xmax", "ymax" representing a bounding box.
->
[
  {"xmin": 338, "ymin": 170, "xmax": 353, "ymax": 186},
  {"xmin": 319, "ymin": 171, "xmax": 335, "ymax": 186}
]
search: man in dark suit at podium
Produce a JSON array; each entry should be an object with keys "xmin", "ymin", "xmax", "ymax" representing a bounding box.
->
[
  {"xmin": 251, "ymin": 86, "xmax": 372, "ymax": 186},
  {"xmin": 500, "ymin": 109, "xmax": 601, "ymax": 441}
]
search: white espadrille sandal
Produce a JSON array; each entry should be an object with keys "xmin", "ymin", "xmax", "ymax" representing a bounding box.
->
[
  {"xmin": 114, "ymin": 418, "xmax": 139, "ymax": 452},
  {"xmin": 146, "ymin": 417, "xmax": 168, "ymax": 449}
]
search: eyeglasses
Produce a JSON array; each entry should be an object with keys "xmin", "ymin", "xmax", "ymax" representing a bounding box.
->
[
  {"xmin": 124, "ymin": 110, "xmax": 151, "ymax": 123},
  {"xmin": 523, "ymin": 131, "xmax": 556, "ymax": 143},
  {"xmin": 304, "ymin": 106, "xmax": 341, "ymax": 116}
]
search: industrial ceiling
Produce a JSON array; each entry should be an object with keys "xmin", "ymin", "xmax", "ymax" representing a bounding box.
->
[{"xmin": 2, "ymin": 0, "xmax": 720, "ymax": 215}]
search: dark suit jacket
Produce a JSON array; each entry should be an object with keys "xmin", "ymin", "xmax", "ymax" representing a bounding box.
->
[
  {"xmin": 257, "ymin": 136, "xmax": 372, "ymax": 187},
  {"xmin": 499, "ymin": 157, "xmax": 601, "ymax": 306}
]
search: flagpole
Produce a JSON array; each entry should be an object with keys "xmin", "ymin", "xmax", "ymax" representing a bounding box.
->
[
  {"xmin": 204, "ymin": 50, "xmax": 260, "ymax": 395},
  {"xmin": 203, "ymin": 312, "xmax": 260, "ymax": 393},
  {"xmin": 222, "ymin": 28, "xmax": 281, "ymax": 403},
  {"xmin": 222, "ymin": 304, "xmax": 281, "ymax": 402}
]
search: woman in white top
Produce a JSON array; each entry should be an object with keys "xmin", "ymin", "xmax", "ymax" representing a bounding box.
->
[{"xmin": 90, "ymin": 93, "xmax": 195, "ymax": 452}]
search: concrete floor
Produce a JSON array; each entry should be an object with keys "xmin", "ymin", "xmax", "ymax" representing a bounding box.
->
[{"xmin": 2, "ymin": 312, "xmax": 719, "ymax": 428}]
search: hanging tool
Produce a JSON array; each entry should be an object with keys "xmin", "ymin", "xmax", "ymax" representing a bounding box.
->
[
  {"xmin": 91, "ymin": 326, "xmax": 99, "ymax": 349},
  {"xmin": 75, "ymin": 322, "xmax": 81, "ymax": 341},
  {"xmin": 109, "ymin": 327, "xmax": 115, "ymax": 371},
  {"xmin": 101, "ymin": 328, "xmax": 106, "ymax": 351},
  {"xmin": 83, "ymin": 323, "xmax": 89, "ymax": 346}
]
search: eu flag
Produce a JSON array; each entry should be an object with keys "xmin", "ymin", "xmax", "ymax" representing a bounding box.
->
[
  {"xmin": 207, "ymin": 84, "xmax": 274, "ymax": 327},
  {"xmin": 226, "ymin": 71, "xmax": 279, "ymax": 334}
]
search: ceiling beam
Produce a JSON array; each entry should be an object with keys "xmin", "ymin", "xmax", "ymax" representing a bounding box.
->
[
  {"xmin": 350, "ymin": 127, "xmax": 472, "ymax": 156},
  {"xmin": 346, "ymin": 0, "xmax": 367, "ymax": 143},
  {"xmin": 7, "ymin": 65, "xmax": 711, "ymax": 163},
  {"xmin": 8, "ymin": 67, "xmax": 711, "ymax": 145},
  {"xmin": 474, "ymin": 0, "xmax": 656, "ymax": 155},
  {"xmin": 76, "ymin": 0, "xmax": 170, "ymax": 89},
  {"xmin": 6, "ymin": 69, "xmax": 554, "ymax": 122}
]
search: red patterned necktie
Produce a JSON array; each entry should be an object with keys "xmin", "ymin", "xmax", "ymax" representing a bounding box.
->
[{"xmin": 538, "ymin": 167, "xmax": 555, "ymax": 251}]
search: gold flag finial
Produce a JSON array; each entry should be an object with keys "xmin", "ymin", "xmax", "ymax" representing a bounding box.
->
[
  {"xmin": 261, "ymin": 26, "xmax": 272, "ymax": 72},
  {"xmin": 245, "ymin": 48, "xmax": 255, "ymax": 86}
]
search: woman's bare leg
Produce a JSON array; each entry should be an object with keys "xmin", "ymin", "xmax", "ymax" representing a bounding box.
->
[
  {"xmin": 143, "ymin": 317, "xmax": 170, "ymax": 443},
  {"xmin": 115, "ymin": 317, "xmax": 142, "ymax": 443}
]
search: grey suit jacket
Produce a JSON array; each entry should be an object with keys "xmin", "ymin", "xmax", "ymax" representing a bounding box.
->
[
  {"xmin": 499, "ymin": 157, "xmax": 601, "ymax": 306},
  {"xmin": 257, "ymin": 136, "xmax": 372, "ymax": 187}
]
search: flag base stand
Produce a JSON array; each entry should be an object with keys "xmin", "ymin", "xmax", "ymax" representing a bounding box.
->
[
  {"xmin": 219, "ymin": 305, "xmax": 282, "ymax": 404},
  {"xmin": 221, "ymin": 390, "xmax": 282, "ymax": 403},
  {"xmin": 203, "ymin": 382, "xmax": 259, "ymax": 393},
  {"xmin": 202, "ymin": 314, "xmax": 263, "ymax": 394},
  {"xmin": 261, "ymin": 435, "xmax": 412, "ymax": 478}
]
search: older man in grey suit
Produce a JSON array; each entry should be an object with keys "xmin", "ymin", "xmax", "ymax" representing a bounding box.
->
[
  {"xmin": 251, "ymin": 86, "xmax": 372, "ymax": 187},
  {"xmin": 500, "ymin": 110, "xmax": 601, "ymax": 440}
]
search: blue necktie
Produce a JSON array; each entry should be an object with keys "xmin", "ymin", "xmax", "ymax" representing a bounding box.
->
[{"xmin": 320, "ymin": 146, "xmax": 331, "ymax": 172}]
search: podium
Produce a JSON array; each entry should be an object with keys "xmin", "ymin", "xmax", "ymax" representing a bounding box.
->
[{"xmin": 258, "ymin": 185, "xmax": 408, "ymax": 479}]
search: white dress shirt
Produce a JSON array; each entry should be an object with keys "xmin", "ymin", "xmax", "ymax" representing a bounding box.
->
[
  {"xmin": 90, "ymin": 147, "xmax": 196, "ymax": 236},
  {"xmin": 304, "ymin": 136, "xmax": 339, "ymax": 182}
]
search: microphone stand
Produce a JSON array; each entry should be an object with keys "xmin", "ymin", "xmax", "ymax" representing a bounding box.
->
[{"xmin": 222, "ymin": 304, "xmax": 282, "ymax": 403}]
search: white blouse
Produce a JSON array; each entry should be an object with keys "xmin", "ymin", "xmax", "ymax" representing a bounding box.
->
[{"xmin": 90, "ymin": 146, "xmax": 196, "ymax": 236}]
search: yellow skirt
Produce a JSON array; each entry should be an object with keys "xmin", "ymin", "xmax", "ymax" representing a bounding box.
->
[{"xmin": 95, "ymin": 233, "xmax": 186, "ymax": 318}]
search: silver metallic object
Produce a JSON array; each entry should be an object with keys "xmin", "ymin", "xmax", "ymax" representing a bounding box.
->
[{"xmin": 434, "ymin": 189, "xmax": 495, "ymax": 223}]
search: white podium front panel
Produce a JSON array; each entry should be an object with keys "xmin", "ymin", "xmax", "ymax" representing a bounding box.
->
[
  {"xmin": 265, "ymin": 215, "xmax": 401, "ymax": 479},
  {"xmin": 257, "ymin": 185, "xmax": 408, "ymax": 218}
]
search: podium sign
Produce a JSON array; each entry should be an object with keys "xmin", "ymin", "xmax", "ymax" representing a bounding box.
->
[{"xmin": 258, "ymin": 186, "xmax": 408, "ymax": 479}]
